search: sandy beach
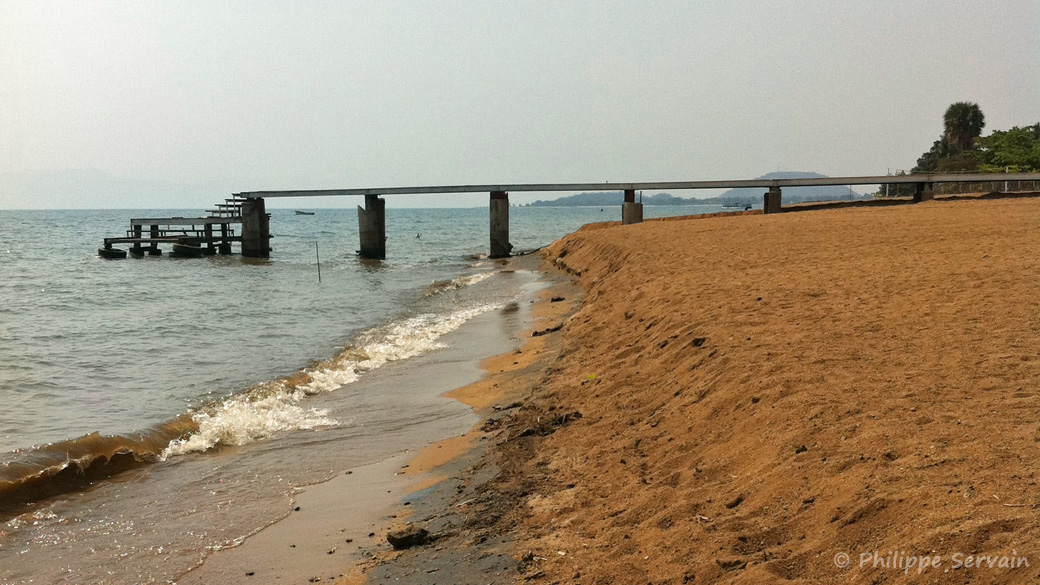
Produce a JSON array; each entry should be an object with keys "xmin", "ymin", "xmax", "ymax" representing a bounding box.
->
[
  {"xmin": 7, "ymin": 5, "xmax": 1038, "ymax": 584},
  {"xmin": 336, "ymin": 195, "xmax": 1040, "ymax": 585},
  {"xmin": 181, "ymin": 196, "xmax": 1040, "ymax": 585},
  {"xmin": 517, "ymin": 195, "xmax": 1040, "ymax": 584}
]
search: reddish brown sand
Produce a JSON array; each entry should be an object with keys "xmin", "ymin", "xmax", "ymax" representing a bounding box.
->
[{"xmin": 501, "ymin": 198, "xmax": 1040, "ymax": 584}]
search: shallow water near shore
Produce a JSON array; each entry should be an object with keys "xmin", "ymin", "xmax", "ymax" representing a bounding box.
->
[
  {"xmin": 1, "ymin": 270, "xmax": 543, "ymax": 584},
  {"xmin": 0, "ymin": 205, "xmax": 728, "ymax": 455},
  {"xmin": 0, "ymin": 204, "xmax": 726, "ymax": 583}
]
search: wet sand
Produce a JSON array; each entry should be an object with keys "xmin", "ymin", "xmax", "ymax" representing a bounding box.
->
[
  {"xmin": 175, "ymin": 266, "xmax": 554, "ymax": 584},
  {"xmin": 339, "ymin": 269, "xmax": 583, "ymax": 585},
  {"xmin": 177, "ymin": 454, "xmax": 411, "ymax": 584},
  {"xmin": 348, "ymin": 196, "xmax": 1040, "ymax": 585}
]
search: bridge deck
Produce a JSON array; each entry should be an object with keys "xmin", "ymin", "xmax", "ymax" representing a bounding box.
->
[{"xmin": 237, "ymin": 173, "xmax": 1040, "ymax": 198}]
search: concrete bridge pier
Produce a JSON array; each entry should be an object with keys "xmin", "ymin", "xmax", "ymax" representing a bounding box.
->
[
  {"xmin": 764, "ymin": 186, "xmax": 782, "ymax": 214},
  {"xmin": 913, "ymin": 182, "xmax": 934, "ymax": 203},
  {"xmin": 241, "ymin": 197, "xmax": 271, "ymax": 258},
  {"xmin": 490, "ymin": 191, "xmax": 511, "ymax": 258},
  {"xmin": 358, "ymin": 194, "xmax": 387, "ymax": 259},
  {"xmin": 622, "ymin": 189, "xmax": 643, "ymax": 225}
]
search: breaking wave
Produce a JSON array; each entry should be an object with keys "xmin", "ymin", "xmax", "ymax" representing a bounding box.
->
[
  {"xmin": 164, "ymin": 302, "xmax": 500, "ymax": 456},
  {"xmin": 422, "ymin": 271, "xmax": 495, "ymax": 296},
  {"xmin": 0, "ymin": 295, "xmax": 503, "ymax": 519}
]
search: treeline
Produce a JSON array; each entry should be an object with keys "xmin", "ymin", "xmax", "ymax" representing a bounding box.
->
[{"xmin": 881, "ymin": 102, "xmax": 1040, "ymax": 196}]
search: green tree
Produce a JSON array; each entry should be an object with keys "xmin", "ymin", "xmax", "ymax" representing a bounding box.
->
[
  {"xmin": 877, "ymin": 170, "xmax": 917, "ymax": 197},
  {"xmin": 972, "ymin": 124, "xmax": 1040, "ymax": 172},
  {"xmin": 943, "ymin": 101, "xmax": 986, "ymax": 152},
  {"xmin": 913, "ymin": 137, "xmax": 951, "ymax": 172},
  {"xmin": 911, "ymin": 102, "xmax": 987, "ymax": 173}
]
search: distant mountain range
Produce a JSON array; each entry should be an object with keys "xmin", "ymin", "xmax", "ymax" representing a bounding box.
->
[{"xmin": 526, "ymin": 172, "xmax": 871, "ymax": 207}]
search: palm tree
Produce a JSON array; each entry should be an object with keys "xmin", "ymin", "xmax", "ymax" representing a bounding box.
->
[{"xmin": 943, "ymin": 102, "xmax": 986, "ymax": 152}]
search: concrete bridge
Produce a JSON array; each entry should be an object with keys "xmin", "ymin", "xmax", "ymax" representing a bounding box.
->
[{"xmin": 229, "ymin": 172, "xmax": 1040, "ymax": 259}]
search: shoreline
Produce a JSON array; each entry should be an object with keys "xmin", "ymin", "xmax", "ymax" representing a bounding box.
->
[
  {"xmin": 337, "ymin": 196, "xmax": 1040, "ymax": 584},
  {"xmin": 334, "ymin": 259, "xmax": 582, "ymax": 584},
  {"xmin": 173, "ymin": 257, "xmax": 579, "ymax": 584}
]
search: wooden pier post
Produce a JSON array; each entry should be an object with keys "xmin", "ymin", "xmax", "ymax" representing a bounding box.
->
[
  {"xmin": 204, "ymin": 224, "xmax": 215, "ymax": 254},
  {"xmin": 358, "ymin": 194, "xmax": 386, "ymax": 259},
  {"xmin": 763, "ymin": 186, "xmax": 782, "ymax": 214},
  {"xmin": 241, "ymin": 197, "xmax": 271, "ymax": 258},
  {"xmin": 219, "ymin": 224, "xmax": 231, "ymax": 254},
  {"xmin": 622, "ymin": 189, "xmax": 643, "ymax": 225},
  {"xmin": 148, "ymin": 224, "xmax": 161, "ymax": 255},
  {"xmin": 489, "ymin": 191, "xmax": 511, "ymax": 258},
  {"xmin": 129, "ymin": 225, "xmax": 144, "ymax": 257}
]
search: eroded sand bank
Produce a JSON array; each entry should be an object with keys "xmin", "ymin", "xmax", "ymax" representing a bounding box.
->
[
  {"xmin": 519, "ymin": 197, "xmax": 1040, "ymax": 584},
  {"xmin": 355, "ymin": 196, "xmax": 1040, "ymax": 584}
]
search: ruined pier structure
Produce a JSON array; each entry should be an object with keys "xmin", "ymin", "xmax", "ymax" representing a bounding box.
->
[
  {"xmin": 100, "ymin": 195, "xmax": 263, "ymax": 258},
  {"xmin": 235, "ymin": 172, "xmax": 1040, "ymax": 260}
]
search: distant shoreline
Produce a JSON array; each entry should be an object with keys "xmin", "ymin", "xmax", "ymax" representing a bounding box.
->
[{"xmin": 523, "ymin": 202, "xmax": 737, "ymax": 208}]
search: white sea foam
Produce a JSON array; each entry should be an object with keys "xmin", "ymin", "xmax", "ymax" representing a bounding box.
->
[
  {"xmin": 161, "ymin": 391, "xmax": 336, "ymax": 458},
  {"xmin": 423, "ymin": 270, "xmax": 495, "ymax": 297},
  {"xmin": 303, "ymin": 303, "xmax": 500, "ymax": 393},
  {"xmin": 452, "ymin": 271, "xmax": 495, "ymax": 289},
  {"xmin": 161, "ymin": 301, "xmax": 502, "ymax": 458}
]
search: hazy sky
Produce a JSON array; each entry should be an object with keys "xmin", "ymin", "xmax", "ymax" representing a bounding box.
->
[{"xmin": 1, "ymin": 1, "xmax": 1037, "ymax": 208}]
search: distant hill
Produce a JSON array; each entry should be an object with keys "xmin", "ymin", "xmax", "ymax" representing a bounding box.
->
[
  {"xmin": 713, "ymin": 172, "xmax": 869, "ymax": 204},
  {"xmin": 526, "ymin": 172, "xmax": 871, "ymax": 207},
  {"xmin": 526, "ymin": 191, "xmax": 689, "ymax": 207}
]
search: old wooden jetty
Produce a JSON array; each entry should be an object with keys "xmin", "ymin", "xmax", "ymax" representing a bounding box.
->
[
  {"xmin": 99, "ymin": 172, "xmax": 1040, "ymax": 261},
  {"xmin": 98, "ymin": 195, "xmax": 269, "ymax": 258}
]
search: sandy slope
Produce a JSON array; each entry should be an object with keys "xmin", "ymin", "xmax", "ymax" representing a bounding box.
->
[{"xmin": 507, "ymin": 198, "xmax": 1040, "ymax": 584}]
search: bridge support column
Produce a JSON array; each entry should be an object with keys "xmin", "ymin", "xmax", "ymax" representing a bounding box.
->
[
  {"xmin": 358, "ymin": 194, "xmax": 386, "ymax": 259},
  {"xmin": 913, "ymin": 182, "xmax": 934, "ymax": 203},
  {"xmin": 490, "ymin": 191, "xmax": 511, "ymax": 259},
  {"xmin": 622, "ymin": 189, "xmax": 643, "ymax": 225},
  {"xmin": 241, "ymin": 197, "xmax": 271, "ymax": 258},
  {"xmin": 763, "ymin": 186, "xmax": 782, "ymax": 214}
]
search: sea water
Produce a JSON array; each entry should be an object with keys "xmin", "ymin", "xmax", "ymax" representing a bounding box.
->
[{"xmin": 0, "ymin": 204, "xmax": 728, "ymax": 583}]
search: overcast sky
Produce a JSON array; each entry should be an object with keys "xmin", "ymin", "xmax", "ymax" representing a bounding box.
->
[{"xmin": 1, "ymin": 1, "xmax": 1037, "ymax": 208}]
